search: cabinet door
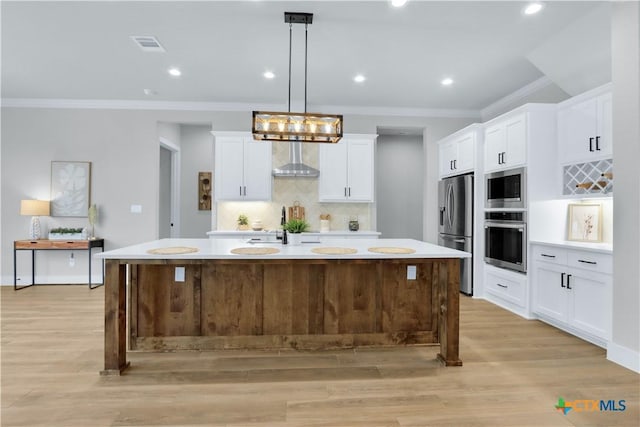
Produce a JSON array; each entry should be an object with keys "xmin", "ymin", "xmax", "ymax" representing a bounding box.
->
[
  {"xmin": 595, "ymin": 93, "xmax": 612, "ymax": 158},
  {"xmin": 347, "ymin": 139, "xmax": 374, "ymax": 201},
  {"xmin": 568, "ymin": 270, "xmax": 610, "ymax": 341},
  {"xmin": 243, "ymin": 139, "xmax": 272, "ymax": 201},
  {"xmin": 504, "ymin": 114, "xmax": 526, "ymax": 167},
  {"xmin": 532, "ymin": 262, "xmax": 569, "ymax": 324},
  {"xmin": 455, "ymin": 133, "xmax": 475, "ymax": 173},
  {"xmin": 484, "ymin": 125, "xmax": 505, "ymax": 173},
  {"xmin": 558, "ymin": 98, "xmax": 599, "ymax": 164},
  {"xmin": 318, "ymin": 141, "xmax": 348, "ymax": 201},
  {"xmin": 214, "ymin": 137, "xmax": 245, "ymax": 201},
  {"xmin": 439, "ymin": 140, "xmax": 457, "ymax": 178}
]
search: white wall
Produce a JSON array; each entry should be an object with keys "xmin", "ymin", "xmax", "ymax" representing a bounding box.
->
[
  {"xmin": 610, "ymin": 2, "xmax": 640, "ymax": 372},
  {"xmin": 0, "ymin": 107, "xmax": 473, "ymax": 283},
  {"xmin": 179, "ymin": 125, "xmax": 214, "ymax": 238}
]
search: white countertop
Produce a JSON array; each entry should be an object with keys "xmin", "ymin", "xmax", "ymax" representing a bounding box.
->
[
  {"xmin": 530, "ymin": 240, "xmax": 613, "ymax": 254},
  {"xmin": 97, "ymin": 238, "xmax": 470, "ymax": 260},
  {"xmin": 206, "ymin": 230, "xmax": 381, "ymax": 236}
]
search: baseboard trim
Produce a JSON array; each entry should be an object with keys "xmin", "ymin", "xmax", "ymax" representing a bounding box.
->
[
  {"xmin": 1, "ymin": 275, "xmax": 104, "ymax": 286},
  {"xmin": 607, "ymin": 341, "xmax": 640, "ymax": 373}
]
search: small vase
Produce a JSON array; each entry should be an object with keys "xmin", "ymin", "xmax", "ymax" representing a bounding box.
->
[{"xmin": 289, "ymin": 233, "xmax": 302, "ymax": 245}]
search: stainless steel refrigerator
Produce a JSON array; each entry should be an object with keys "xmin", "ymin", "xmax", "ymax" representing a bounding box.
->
[{"xmin": 438, "ymin": 174, "xmax": 473, "ymax": 295}]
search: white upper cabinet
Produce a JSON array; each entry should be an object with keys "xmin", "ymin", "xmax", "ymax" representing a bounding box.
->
[
  {"xmin": 214, "ymin": 135, "xmax": 272, "ymax": 201},
  {"xmin": 319, "ymin": 136, "xmax": 375, "ymax": 202},
  {"xmin": 558, "ymin": 90, "xmax": 612, "ymax": 165},
  {"xmin": 483, "ymin": 113, "xmax": 527, "ymax": 173},
  {"xmin": 438, "ymin": 130, "xmax": 475, "ymax": 178}
]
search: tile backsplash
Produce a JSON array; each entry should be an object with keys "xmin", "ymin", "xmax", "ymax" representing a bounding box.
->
[{"xmin": 215, "ymin": 142, "xmax": 372, "ymax": 231}]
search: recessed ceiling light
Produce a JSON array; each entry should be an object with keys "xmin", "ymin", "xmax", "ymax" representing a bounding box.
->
[
  {"xmin": 391, "ymin": 0, "xmax": 407, "ymax": 7},
  {"xmin": 143, "ymin": 89, "xmax": 157, "ymax": 96},
  {"xmin": 354, "ymin": 74, "xmax": 366, "ymax": 83},
  {"xmin": 524, "ymin": 2, "xmax": 544, "ymax": 15},
  {"xmin": 441, "ymin": 77, "xmax": 454, "ymax": 86},
  {"xmin": 168, "ymin": 67, "xmax": 181, "ymax": 77},
  {"xmin": 263, "ymin": 71, "xmax": 275, "ymax": 79}
]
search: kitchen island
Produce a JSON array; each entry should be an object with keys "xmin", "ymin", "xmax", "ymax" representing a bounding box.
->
[{"xmin": 97, "ymin": 238, "xmax": 470, "ymax": 375}]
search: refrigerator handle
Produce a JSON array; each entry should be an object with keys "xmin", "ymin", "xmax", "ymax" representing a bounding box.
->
[
  {"xmin": 447, "ymin": 184, "xmax": 455, "ymax": 229},
  {"xmin": 439, "ymin": 207, "xmax": 445, "ymax": 226}
]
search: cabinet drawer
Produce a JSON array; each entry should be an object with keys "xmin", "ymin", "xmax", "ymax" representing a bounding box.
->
[
  {"xmin": 485, "ymin": 270, "xmax": 525, "ymax": 308},
  {"xmin": 532, "ymin": 245, "xmax": 567, "ymax": 265},
  {"xmin": 567, "ymin": 250, "xmax": 612, "ymax": 274}
]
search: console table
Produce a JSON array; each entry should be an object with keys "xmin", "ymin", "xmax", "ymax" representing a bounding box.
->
[{"xmin": 13, "ymin": 239, "xmax": 105, "ymax": 290}]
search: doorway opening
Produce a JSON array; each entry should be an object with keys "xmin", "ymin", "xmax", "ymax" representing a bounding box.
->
[
  {"xmin": 375, "ymin": 127, "xmax": 424, "ymax": 240},
  {"xmin": 159, "ymin": 138, "xmax": 181, "ymax": 238}
]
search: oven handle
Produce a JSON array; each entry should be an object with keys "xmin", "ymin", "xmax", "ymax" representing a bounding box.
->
[{"xmin": 484, "ymin": 221, "xmax": 526, "ymax": 230}]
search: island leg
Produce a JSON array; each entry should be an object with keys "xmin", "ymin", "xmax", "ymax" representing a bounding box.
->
[
  {"xmin": 437, "ymin": 258, "xmax": 462, "ymax": 366},
  {"xmin": 101, "ymin": 260, "xmax": 129, "ymax": 375}
]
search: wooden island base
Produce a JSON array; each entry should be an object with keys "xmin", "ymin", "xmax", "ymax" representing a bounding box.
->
[{"xmin": 102, "ymin": 258, "xmax": 461, "ymax": 375}]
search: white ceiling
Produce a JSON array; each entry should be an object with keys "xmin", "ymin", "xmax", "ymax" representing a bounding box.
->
[{"xmin": 1, "ymin": 1, "xmax": 611, "ymax": 115}]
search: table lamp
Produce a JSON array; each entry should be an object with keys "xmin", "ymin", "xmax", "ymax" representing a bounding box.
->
[{"xmin": 20, "ymin": 200, "xmax": 50, "ymax": 239}]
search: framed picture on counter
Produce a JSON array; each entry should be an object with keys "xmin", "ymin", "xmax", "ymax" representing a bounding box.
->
[{"xmin": 567, "ymin": 203, "xmax": 602, "ymax": 242}]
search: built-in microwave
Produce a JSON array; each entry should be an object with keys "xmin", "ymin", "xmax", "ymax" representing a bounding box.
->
[{"xmin": 485, "ymin": 167, "xmax": 526, "ymax": 209}]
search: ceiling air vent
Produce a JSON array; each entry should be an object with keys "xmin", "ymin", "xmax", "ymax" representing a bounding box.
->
[{"xmin": 130, "ymin": 36, "xmax": 165, "ymax": 52}]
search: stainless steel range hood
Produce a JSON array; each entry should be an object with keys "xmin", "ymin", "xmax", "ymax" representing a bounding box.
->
[{"xmin": 272, "ymin": 141, "xmax": 319, "ymax": 178}]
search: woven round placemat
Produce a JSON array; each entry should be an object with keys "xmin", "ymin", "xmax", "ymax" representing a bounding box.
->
[
  {"xmin": 311, "ymin": 247, "xmax": 358, "ymax": 255},
  {"xmin": 147, "ymin": 246, "xmax": 199, "ymax": 255},
  {"xmin": 230, "ymin": 247, "xmax": 281, "ymax": 255},
  {"xmin": 367, "ymin": 247, "xmax": 416, "ymax": 254}
]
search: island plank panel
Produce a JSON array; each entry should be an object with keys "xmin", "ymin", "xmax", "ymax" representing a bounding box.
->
[
  {"xmin": 252, "ymin": 263, "xmax": 327, "ymax": 336},
  {"xmin": 381, "ymin": 262, "xmax": 434, "ymax": 333},
  {"xmin": 128, "ymin": 260, "xmax": 451, "ymax": 353},
  {"xmin": 135, "ymin": 265, "xmax": 200, "ymax": 338},
  {"xmin": 201, "ymin": 263, "xmax": 263, "ymax": 336}
]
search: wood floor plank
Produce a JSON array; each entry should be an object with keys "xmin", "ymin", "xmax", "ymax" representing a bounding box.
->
[{"xmin": 1, "ymin": 286, "xmax": 638, "ymax": 427}]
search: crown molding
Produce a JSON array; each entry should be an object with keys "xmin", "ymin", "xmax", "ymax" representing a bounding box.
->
[
  {"xmin": 1, "ymin": 98, "xmax": 481, "ymax": 119},
  {"xmin": 480, "ymin": 76, "xmax": 554, "ymax": 121},
  {"xmin": 0, "ymin": 98, "xmax": 285, "ymax": 112}
]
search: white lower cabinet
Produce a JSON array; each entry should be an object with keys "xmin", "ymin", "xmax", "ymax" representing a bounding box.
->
[
  {"xmin": 531, "ymin": 244, "xmax": 611, "ymax": 347},
  {"xmin": 484, "ymin": 264, "xmax": 529, "ymax": 318}
]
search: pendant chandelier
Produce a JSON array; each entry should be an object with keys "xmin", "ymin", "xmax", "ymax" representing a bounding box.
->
[{"xmin": 252, "ymin": 12, "xmax": 343, "ymax": 144}]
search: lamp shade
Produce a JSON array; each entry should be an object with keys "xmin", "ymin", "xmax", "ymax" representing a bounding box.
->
[{"xmin": 20, "ymin": 200, "xmax": 50, "ymax": 216}]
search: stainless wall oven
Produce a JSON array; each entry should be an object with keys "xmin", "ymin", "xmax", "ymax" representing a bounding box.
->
[
  {"xmin": 485, "ymin": 167, "xmax": 526, "ymax": 209},
  {"xmin": 484, "ymin": 211, "xmax": 527, "ymax": 273}
]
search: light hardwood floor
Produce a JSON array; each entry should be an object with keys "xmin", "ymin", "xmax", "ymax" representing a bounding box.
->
[{"xmin": 1, "ymin": 285, "xmax": 638, "ymax": 427}]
